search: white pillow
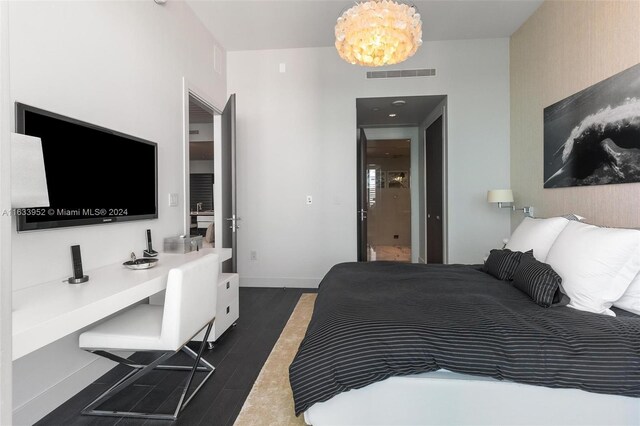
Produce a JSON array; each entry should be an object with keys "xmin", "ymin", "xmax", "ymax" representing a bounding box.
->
[
  {"xmin": 545, "ymin": 221, "xmax": 640, "ymax": 316},
  {"xmin": 505, "ymin": 217, "xmax": 570, "ymax": 261},
  {"xmin": 614, "ymin": 273, "xmax": 640, "ymax": 315}
]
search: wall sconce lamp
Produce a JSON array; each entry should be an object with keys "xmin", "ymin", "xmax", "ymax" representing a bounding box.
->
[
  {"xmin": 11, "ymin": 133, "xmax": 50, "ymax": 208},
  {"xmin": 487, "ymin": 189, "xmax": 533, "ymax": 217}
]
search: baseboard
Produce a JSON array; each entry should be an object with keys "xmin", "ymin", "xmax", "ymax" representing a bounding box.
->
[
  {"xmin": 239, "ymin": 276, "xmax": 320, "ymax": 288},
  {"xmin": 12, "ymin": 357, "xmax": 113, "ymax": 425}
]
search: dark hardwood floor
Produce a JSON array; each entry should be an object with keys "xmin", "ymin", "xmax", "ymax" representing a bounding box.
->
[{"xmin": 36, "ymin": 287, "xmax": 316, "ymax": 426}]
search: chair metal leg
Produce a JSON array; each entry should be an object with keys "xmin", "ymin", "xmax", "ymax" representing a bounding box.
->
[
  {"xmin": 82, "ymin": 351, "xmax": 175, "ymax": 419},
  {"xmin": 81, "ymin": 321, "xmax": 216, "ymax": 421},
  {"xmin": 174, "ymin": 322, "xmax": 214, "ymax": 415}
]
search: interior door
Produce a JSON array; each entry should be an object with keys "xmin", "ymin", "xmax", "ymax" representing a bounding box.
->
[
  {"xmin": 357, "ymin": 128, "xmax": 368, "ymax": 261},
  {"xmin": 221, "ymin": 94, "xmax": 237, "ymax": 273},
  {"xmin": 425, "ymin": 116, "xmax": 443, "ymax": 264}
]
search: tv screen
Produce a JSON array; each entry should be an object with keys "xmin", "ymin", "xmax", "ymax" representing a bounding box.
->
[{"xmin": 16, "ymin": 103, "xmax": 158, "ymax": 231}]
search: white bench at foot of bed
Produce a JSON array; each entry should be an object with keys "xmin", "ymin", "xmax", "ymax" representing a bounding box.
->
[{"xmin": 303, "ymin": 369, "xmax": 640, "ymax": 426}]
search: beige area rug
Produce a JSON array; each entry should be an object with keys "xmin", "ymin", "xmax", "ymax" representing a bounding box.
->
[{"xmin": 234, "ymin": 293, "xmax": 317, "ymax": 426}]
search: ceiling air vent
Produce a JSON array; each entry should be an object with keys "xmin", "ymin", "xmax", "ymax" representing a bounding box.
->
[{"xmin": 366, "ymin": 68, "xmax": 436, "ymax": 79}]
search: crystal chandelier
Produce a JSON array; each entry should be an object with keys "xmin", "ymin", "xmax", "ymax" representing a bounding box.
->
[{"xmin": 335, "ymin": 0, "xmax": 423, "ymax": 67}]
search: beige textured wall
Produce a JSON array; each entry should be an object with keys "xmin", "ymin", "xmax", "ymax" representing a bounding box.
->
[{"xmin": 510, "ymin": 0, "xmax": 640, "ymax": 229}]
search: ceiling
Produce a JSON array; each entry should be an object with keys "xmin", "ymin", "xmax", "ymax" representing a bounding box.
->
[
  {"xmin": 357, "ymin": 95, "xmax": 445, "ymax": 127},
  {"xmin": 187, "ymin": 0, "xmax": 542, "ymax": 51},
  {"xmin": 368, "ymin": 139, "xmax": 411, "ymax": 158},
  {"xmin": 189, "ymin": 97, "xmax": 214, "ymax": 161}
]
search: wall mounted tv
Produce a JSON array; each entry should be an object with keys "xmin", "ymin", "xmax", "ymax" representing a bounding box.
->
[{"xmin": 15, "ymin": 103, "xmax": 158, "ymax": 231}]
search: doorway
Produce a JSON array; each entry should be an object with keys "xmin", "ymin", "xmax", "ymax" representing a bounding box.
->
[
  {"xmin": 356, "ymin": 95, "xmax": 447, "ymax": 263},
  {"xmin": 188, "ymin": 95, "xmax": 215, "ymax": 240},
  {"xmin": 366, "ymin": 138, "xmax": 412, "ymax": 262},
  {"xmin": 182, "ymin": 79, "xmax": 238, "ymax": 272}
]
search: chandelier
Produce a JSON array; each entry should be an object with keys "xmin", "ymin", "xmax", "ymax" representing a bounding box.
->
[{"xmin": 335, "ymin": 0, "xmax": 423, "ymax": 67}]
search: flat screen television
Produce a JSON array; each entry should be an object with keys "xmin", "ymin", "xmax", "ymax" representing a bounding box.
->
[{"xmin": 16, "ymin": 103, "xmax": 158, "ymax": 231}]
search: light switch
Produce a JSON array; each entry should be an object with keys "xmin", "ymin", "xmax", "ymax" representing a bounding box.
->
[
  {"xmin": 279, "ymin": 63, "xmax": 286, "ymax": 73},
  {"xmin": 306, "ymin": 195, "xmax": 312, "ymax": 205},
  {"xmin": 168, "ymin": 193, "xmax": 178, "ymax": 207}
]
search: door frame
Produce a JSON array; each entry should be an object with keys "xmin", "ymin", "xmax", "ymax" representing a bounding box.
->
[
  {"xmin": 181, "ymin": 78, "xmax": 221, "ymax": 240},
  {"xmin": 356, "ymin": 128, "xmax": 368, "ymax": 261},
  {"xmin": 423, "ymin": 103, "xmax": 449, "ymax": 264}
]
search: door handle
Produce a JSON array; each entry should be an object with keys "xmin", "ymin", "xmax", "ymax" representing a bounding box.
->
[{"xmin": 225, "ymin": 215, "xmax": 241, "ymax": 232}]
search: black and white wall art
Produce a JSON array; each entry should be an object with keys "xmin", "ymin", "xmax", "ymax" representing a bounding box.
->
[{"xmin": 544, "ymin": 63, "xmax": 640, "ymax": 188}]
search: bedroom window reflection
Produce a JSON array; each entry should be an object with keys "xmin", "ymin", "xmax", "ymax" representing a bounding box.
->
[{"xmin": 368, "ymin": 166, "xmax": 382, "ymax": 207}]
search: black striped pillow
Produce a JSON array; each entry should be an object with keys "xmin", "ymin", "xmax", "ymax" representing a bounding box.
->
[
  {"xmin": 512, "ymin": 253, "xmax": 563, "ymax": 308},
  {"xmin": 483, "ymin": 249, "xmax": 526, "ymax": 280},
  {"xmin": 561, "ymin": 213, "xmax": 585, "ymax": 222}
]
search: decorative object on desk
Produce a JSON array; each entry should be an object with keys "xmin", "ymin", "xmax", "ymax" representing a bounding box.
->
[
  {"xmin": 544, "ymin": 63, "xmax": 640, "ymax": 188},
  {"xmin": 68, "ymin": 245, "xmax": 89, "ymax": 284},
  {"xmin": 10, "ymin": 133, "xmax": 50, "ymax": 208},
  {"xmin": 144, "ymin": 228, "xmax": 158, "ymax": 257},
  {"xmin": 164, "ymin": 235, "xmax": 203, "ymax": 254},
  {"xmin": 123, "ymin": 252, "xmax": 158, "ymax": 270},
  {"xmin": 335, "ymin": 0, "xmax": 422, "ymax": 67},
  {"xmin": 487, "ymin": 189, "xmax": 534, "ymax": 217}
]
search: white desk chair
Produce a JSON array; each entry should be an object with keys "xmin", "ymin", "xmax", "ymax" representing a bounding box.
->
[{"xmin": 78, "ymin": 253, "xmax": 219, "ymax": 421}]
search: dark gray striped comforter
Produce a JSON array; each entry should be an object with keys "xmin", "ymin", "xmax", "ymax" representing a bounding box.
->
[{"xmin": 289, "ymin": 262, "xmax": 640, "ymax": 415}]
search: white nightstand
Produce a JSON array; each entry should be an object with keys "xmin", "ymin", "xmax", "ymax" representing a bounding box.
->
[{"xmin": 209, "ymin": 273, "xmax": 239, "ymax": 341}]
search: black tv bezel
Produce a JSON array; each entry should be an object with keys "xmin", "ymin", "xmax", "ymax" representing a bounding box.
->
[{"xmin": 15, "ymin": 102, "xmax": 159, "ymax": 232}]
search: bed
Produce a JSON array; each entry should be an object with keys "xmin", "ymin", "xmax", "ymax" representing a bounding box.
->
[{"xmin": 290, "ymin": 261, "xmax": 640, "ymax": 425}]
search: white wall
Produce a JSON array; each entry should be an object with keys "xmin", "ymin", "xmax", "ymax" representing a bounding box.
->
[
  {"xmin": 0, "ymin": 2, "xmax": 12, "ymax": 424},
  {"xmin": 364, "ymin": 127, "xmax": 420, "ymax": 262},
  {"xmin": 7, "ymin": 1, "xmax": 226, "ymax": 423},
  {"xmin": 228, "ymin": 38, "xmax": 511, "ymax": 288},
  {"xmin": 189, "ymin": 122, "xmax": 214, "ymax": 142}
]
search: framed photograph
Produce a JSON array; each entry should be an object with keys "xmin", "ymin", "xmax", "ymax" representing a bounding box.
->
[
  {"xmin": 544, "ymin": 63, "xmax": 640, "ymax": 188},
  {"xmin": 387, "ymin": 171, "xmax": 409, "ymax": 188}
]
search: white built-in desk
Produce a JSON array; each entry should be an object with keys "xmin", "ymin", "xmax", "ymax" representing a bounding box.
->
[{"xmin": 12, "ymin": 248, "xmax": 232, "ymax": 361}]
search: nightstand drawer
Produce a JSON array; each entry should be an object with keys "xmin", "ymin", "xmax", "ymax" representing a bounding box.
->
[
  {"xmin": 217, "ymin": 273, "xmax": 239, "ymax": 308},
  {"xmin": 212, "ymin": 296, "xmax": 239, "ymax": 341},
  {"xmin": 192, "ymin": 273, "xmax": 240, "ymax": 342}
]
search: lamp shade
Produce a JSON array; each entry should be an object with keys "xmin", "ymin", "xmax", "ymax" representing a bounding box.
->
[
  {"xmin": 487, "ymin": 189, "xmax": 514, "ymax": 204},
  {"xmin": 11, "ymin": 133, "xmax": 50, "ymax": 208}
]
